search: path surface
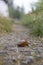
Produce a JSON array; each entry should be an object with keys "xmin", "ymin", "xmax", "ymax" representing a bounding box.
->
[
  {"xmin": 0, "ymin": 23, "xmax": 30, "ymax": 46},
  {"xmin": 0, "ymin": 21, "xmax": 43, "ymax": 65}
]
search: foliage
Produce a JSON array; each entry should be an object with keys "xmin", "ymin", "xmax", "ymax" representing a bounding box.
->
[
  {"xmin": 22, "ymin": 10, "xmax": 43, "ymax": 37},
  {"xmin": 4, "ymin": 0, "xmax": 24, "ymax": 19},
  {"xmin": 35, "ymin": 0, "xmax": 43, "ymax": 12},
  {"xmin": 22, "ymin": 15, "xmax": 33, "ymax": 28},
  {"xmin": 21, "ymin": 0, "xmax": 43, "ymax": 37},
  {"xmin": 8, "ymin": 6, "xmax": 14, "ymax": 18},
  {"xmin": 9, "ymin": 6, "xmax": 21, "ymax": 19},
  {"xmin": 13, "ymin": 9, "xmax": 21, "ymax": 19},
  {"xmin": 0, "ymin": 16, "xmax": 13, "ymax": 33}
]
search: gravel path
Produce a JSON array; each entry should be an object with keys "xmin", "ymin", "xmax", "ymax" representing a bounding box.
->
[
  {"xmin": 0, "ymin": 23, "xmax": 30, "ymax": 46},
  {"xmin": 0, "ymin": 22, "xmax": 43, "ymax": 65}
]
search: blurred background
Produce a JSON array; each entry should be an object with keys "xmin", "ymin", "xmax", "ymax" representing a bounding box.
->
[
  {"xmin": 0, "ymin": 0, "xmax": 38, "ymax": 17},
  {"xmin": 0, "ymin": 0, "xmax": 43, "ymax": 65}
]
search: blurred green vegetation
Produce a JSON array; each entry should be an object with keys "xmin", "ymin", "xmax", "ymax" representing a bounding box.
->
[
  {"xmin": 2, "ymin": 0, "xmax": 43, "ymax": 37},
  {"xmin": 8, "ymin": 6, "xmax": 24, "ymax": 19},
  {"xmin": 0, "ymin": 16, "xmax": 13, "ymax": 33},
  {"xmin": 22, "ymin": 0, "xmax": 43, "ymax": 37}
]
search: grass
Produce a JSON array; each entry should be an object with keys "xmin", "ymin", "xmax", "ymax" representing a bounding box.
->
[
  {"xmin": 0, "ymin": 16, "xmax": 13, "ymax": 34},
  {"xmin": 22, "ymin": 11, "xmax": 43, "ymax": 37}
]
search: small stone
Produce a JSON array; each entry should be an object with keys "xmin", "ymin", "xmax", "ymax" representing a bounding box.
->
[{"xmin": 21, "ymin": 56, "xmax": 34, "ymax": 65}]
